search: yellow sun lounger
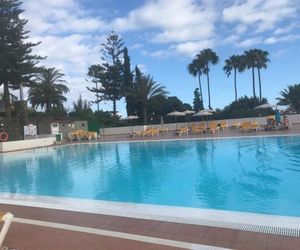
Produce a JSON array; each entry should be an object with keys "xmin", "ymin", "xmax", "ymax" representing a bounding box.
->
[
  {"xmin": 0, "ymin": 211, "xmax": 13, "ymax": 247},
  {"xmin": 250, "ymin": 121, "xmax": 259, "ymax": 131},
  {"xmin": 240, "ymin": 122, "xmax": 251, "ymax": 132},
  {"xmin": 208, "ymin": 122, "xmax": 219, "ymax": 134},
  {"xmin": 219, "ymin": 121, "xmax": 228, "ymax": 130},
  {"xmin": 175, "ymin": 127, "xmax": 189, "ymax": 136},
  {"xmin": 68, "ymin": 130, "xmax": 97, "ymax": 141}
]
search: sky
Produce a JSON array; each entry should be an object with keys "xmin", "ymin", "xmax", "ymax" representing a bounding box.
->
[{"xmin": 14, "ymin": 0, "xmax": 300, "ymax": 115}]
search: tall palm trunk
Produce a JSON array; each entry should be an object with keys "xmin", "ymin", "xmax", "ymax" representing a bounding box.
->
[
  {"xmin": 95, "ymin": 82, "xmax": 100, "ymax": 111},
  {"xmin": 206, "ymin": 70, "xmax": 212, "ymax": 109},
  {"xmin": 234, "ymin": 67, "xmax": 237, "ymax": 101},
  {"xmin": 251, "ymin": 67, "xmax": 256, "ymax": 98},
  {"xmin": 143, "ymin": 106, "xmax": 147, "ymax": 125},
  {"xmin": 257, "ymin": 67, "xmax": 262, "ymax": 101},
  {"xmin": 197, "ymin": 72, "xmax": 203, "ymax": 101},
  {"xmin": 3, "ymin": 83, "xmax": 11, "ymax": 119},
  {"xmin": 19, "ymin": 82, "xmax": 24, "ymax": 101}
]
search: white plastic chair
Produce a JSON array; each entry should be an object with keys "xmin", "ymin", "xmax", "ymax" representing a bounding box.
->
[{"xmin": 0, "ymin": 212, "xmax": 14, "ymax": 247}]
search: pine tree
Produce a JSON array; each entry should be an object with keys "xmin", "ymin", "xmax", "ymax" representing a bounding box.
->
[
  {"xmin": 0, "ymin": 0, "xmax": 43, "ymax": 118},
  {"xmin": 87, "ymin": 31, "xmax": 124, "ymax": 117},
  {"xmin": 193, "ymin": 88, "xmax": 203, "ymax": 112}
]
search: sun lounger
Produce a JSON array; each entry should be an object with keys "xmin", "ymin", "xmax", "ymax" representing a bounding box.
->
[
  {"xmin": 191, "ymin": 125, "xmax": 204, "ymax": 134},
  {"xmin": 219, "ymin": 121, "xmax": 228, "ymax": 130},
  {"xmin": 240, "ymin": 122, "xmax": 251, "ymax": 132},
  {"xmin": 68, "ymin": 130, "xmax": 96, "ymax": 141},
  {"xmin": 175, "ymin": 127, "xmax": 189, "ymax": 136},
  {"xmin": 0, "ymin": 211, "xmax": 13, "ymax": 247},
  {"xmin": 208, "ymin": 122, "xmax": 219, "ymax": 134},
  {"xmin": 231, "ymin": 122, "xmax": 240, "ymax": 129},
  {"xmin": 198, "ymin": 122, "xmax": 206, "ymax": 130},
  {"xmin": 159, "ymin": 128, "xmax": 169, "ymax": 134},
  {"xmin": 250, "ymin": 121, "xmax": 259, "ymax": 131}
]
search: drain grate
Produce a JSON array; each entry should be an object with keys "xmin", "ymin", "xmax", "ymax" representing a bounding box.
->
[{"xmin": 184, "ymin": 219, "xmax": 300, "ymax": 237}]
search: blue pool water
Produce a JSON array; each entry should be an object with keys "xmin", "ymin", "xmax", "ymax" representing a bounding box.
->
[{"xmin": 1, "ymin": 136, "xmax": 300, "ymax": 216}]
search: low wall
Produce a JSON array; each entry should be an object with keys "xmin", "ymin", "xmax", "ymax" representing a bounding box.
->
[
  {"xmin": 0, "ymin": 137, "xmax": 56, "ymax": 153},
  {"xmin": 100, "ymin": 114, "xmax": 300, "ymax": 136}
]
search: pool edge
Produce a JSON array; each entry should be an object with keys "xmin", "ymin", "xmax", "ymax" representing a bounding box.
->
[{"xmin": 1, "ymin": 193, "xmax": 300, "ymax": 237}]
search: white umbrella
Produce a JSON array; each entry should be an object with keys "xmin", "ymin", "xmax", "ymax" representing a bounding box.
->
[
  {"xmin": 122, "ymin": 115, "xmax": 139, "ymax": 134},
  {"xmin": 183, "ymin": 110, "xmax": 196, "ymax": 115},
  {"xmin": 193, "ymin": 111, "xmax": 213, "ymax": 126},
  {"xmin": 167, "ymin": 111, "xmax": 185, "ymax": 116},
  {"xmin": 201, "ymin": 109, "xmax": 216, "ymax": 113},
  {"xmin": 167, "ymin": 111, "xmax": 185, "ymax": 129},
  {"xmin": 183, "ymin": 110, "xmax": 195, "ymax": 126},
  {"xmin": 193, "ymin": 111, "xmax": 213, "ymax": 117},
  {"xmin": 255, "ymin": 104, "xmax": 277, "ymax": 110}
]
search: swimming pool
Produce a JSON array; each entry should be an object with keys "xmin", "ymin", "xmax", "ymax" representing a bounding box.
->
[{"xmin": 1, "ymin": 136, "xmax": 300, "ymax": 217}]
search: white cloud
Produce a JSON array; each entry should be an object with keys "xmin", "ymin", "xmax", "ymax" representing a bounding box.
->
[
  {"xmin": 274, "ymin": 22, "xmax": 300, "ymax": 35},
  {"xmin": 220, "ymin": 34, "xmax": 240, "ymax": 45},
  {"xmin": 21, "ymin": 0, "xmax": 107, "ymax": 110},
  {"xmin": 264, "ymin": 34, "xmax": 300, "ymax": 44},
  {"xmin": 136, "ymin": 64, "xmax": 147, "ymax": 73},
  {"xmin": 171, "ymin": 40, "xmax": 216, "ymax": 57},
  {"xmin": 129, "ymin": 43, "xmax": 143, "ymax": 50},
  {"xmin": 22, "ymin": 0, "xmax": 107, "ymax": 35},
  {"xmin": 141, "ymin": 49, "xmax": 172, "ymax": 59},
  {"xmin": 273, "ymin": 49, "xmax": 288, "ymax": 58},
  {"xmin": 236, "ymin": 37, "xmax": 262, "ymax": 47},
  {"xmin": 223, "ymin": 0, "xmax": 298, "ymax": 33},
  {"xmin": 141, "ymin": 39, "xmax": 216, "ymax": 59},
  {"xmin": 111, "ymin": 0, "xmax": 217, "ymax": 44}
]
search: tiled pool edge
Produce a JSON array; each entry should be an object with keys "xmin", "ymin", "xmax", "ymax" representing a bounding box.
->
[{"xmin": 1, "ymin": 193, "xmax": 300, "ymax": 237}]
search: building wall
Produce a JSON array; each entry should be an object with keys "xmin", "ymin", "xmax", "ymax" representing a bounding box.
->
[
  {"xmin": 57, "ymin": 120, "xmax": 88, "ymax": 139},
  {"xmin": 100, "ymin": 114, "xmax": 300, "ymax": 135}
]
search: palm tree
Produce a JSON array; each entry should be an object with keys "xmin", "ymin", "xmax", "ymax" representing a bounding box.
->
[
  {"xmin": 199, "ymin": 48, "xmax": 219, "ymax": 109},
  {"xmin": 223, "ymin": 55, "xmax": 246, "ymax": 101},
  {"xmin": 277, "ymin": 84, "xmax": 300, "ymax": 113},
  {"xmin": 28, "ymin": 67, "xmax": 69, "ymax": 113},
  {"xmin": 187, "ymin": 57, "xmax": 205, "ymax": 102},
  {"xmin": 244, "ymin": 49, "xmax": 257, "ymax": 98},
  {"xmin": 255, "ymin": 49, "xmax": 270, "ymax": 101},
  {"xmin": 129, "ymin": 74, "xmax": 168, "ymax": 124}
]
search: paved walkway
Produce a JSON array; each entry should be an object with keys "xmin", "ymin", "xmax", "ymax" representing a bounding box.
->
[
  {"xmin": 1, "ymin": 204, "xmax": 300, "ymax": 250},
  {"xmin": 83, "ymin": 124, "xmax": 300, "ymax": 143}
]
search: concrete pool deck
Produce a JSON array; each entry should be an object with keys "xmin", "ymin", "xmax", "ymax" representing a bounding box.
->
[
  {"xmin": 1, "ymin": 126, "xmax": 300, "ymax": 249},
  {"xmin": 1, "ymin": 203, "xmax": 300, "ymax": 250}
]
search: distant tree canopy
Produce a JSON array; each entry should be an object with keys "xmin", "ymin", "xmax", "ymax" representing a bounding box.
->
[
  {"xmin": 69, "ymin": 95, "xmax": 94, "ymax": 120},
  {"xmin": 148, "ymin": 96, "xmax": 192, "ymax": 124},
  {"xmin": 214, "ymin": 96, "xmax": 269, "ymax": 119},
  {"xmin": 0, "ymin": 0, "xmax": 43, "ymax": 118}
]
